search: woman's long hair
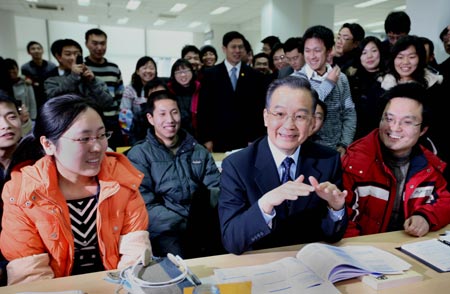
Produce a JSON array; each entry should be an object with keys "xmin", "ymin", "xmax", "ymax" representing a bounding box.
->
[
  {"xmin": 130, "ymin": 56, "xmax": 158, "ymax": 95},
  {"xmin": 388, "ymin": 35, "xmax": 427, "ymax": 87}
]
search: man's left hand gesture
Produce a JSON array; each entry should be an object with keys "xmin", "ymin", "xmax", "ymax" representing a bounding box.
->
[{"xmin": 308, "ymin": 176, "xmax": 347, "ymax": 211}]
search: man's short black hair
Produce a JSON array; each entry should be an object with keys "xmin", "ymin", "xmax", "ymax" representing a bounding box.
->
[
  {"xmin": 261, "ymin": 35, "xmax": 281, "ymax": 49},
  {"xmin": 199, "ymin": 45, "xmax": 217, "ymax": 59},
  {"xmin": 146, "ymin": 90, "xmax": 177, "ymax": 115},
  {"xmin": 223, "ymin": 31, "xmax": 245, "ymax": 47},
  {"xmin": 143, "ymin": 77, "xmax": 167, "ymax": 98},
  {"xmin": 253, "ymin": 52, "xmax": 270, "ymax": 63},
  {"xmin": 243, "ymin": 38, "xmax": 252, "ymax": 54},
  {"xmin": 0, "ymin": 90, "xmax": 20, "ymax": 113},
  {"xmin": 283, "ymin": 37, "xmax": 304, "ymax": 54},
  {"xmin": 341, "ymin": 23, "xmax": 365, "ymax": 42},
  {"xmin": 316, "ymin": 97, "xmax": 328, "ymax": 120},
  {"xmin": 50, "ymin": 39, "xmax": 83, "ymax": 58},
  {"xmin": 381, "ymin": 83, "xmax": 430, "ymax": 129},
  {"xmin": 85, "ymin": 28, "xmax": 107, "ymax": 41},
  {"xmin": 181, "ymin": 45, "xmax": 200, "ymax": 58},
  {"xmin": 303, "ymin": 25, "xmax": 335, "ymax": 50},
  {"xmin": 420, "ymin": 36, "xmax": 435, "ymax": 56},
  {"xmin": 384, "ymin": 11, "xmax": 411, "ymax": 35},
  {"xmin": 439, "ymin": 25, "xmax": 449, "ymax": 42},
  {"xmin": 26, "ymin": 41, "xmax": 42, "ymax": 53}
]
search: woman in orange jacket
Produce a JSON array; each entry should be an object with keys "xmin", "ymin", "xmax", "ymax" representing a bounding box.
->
[{"xmin": 0, "ymin": 94, "xmax": 151, "ymax": 285}]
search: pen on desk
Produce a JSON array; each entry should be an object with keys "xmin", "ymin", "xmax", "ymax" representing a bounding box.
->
[
  {"xmin": 438, "ymin": 239, "xmax": 450, "ymax": 246},
  {"xmin": 167, "ymin": 253, "xmax": 202, "ymax": 286},
  {"xmin": 187, "ymin": 267, "xmax": 202, "ymax": 286}
]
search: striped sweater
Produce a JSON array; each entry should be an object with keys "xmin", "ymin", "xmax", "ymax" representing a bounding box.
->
[{"xmin": 293, "ymin": 66, "xmax": 356, "ymax": 149}]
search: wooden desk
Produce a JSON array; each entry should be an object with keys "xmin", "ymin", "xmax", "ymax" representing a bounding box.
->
[{"xmin": 2, "ymin": 227, "xmax": 450, "ymax": 293}]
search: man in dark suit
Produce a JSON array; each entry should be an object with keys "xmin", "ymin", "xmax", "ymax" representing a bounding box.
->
[
  {"xmin": 197, "ymin": 31, "xmax": 267, "ymax": 152},
  {"xmin": 219, "ymin": 76, "xmax": 348, "ymax": 255}
]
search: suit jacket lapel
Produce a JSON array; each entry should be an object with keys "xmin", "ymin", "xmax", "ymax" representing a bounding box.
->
[
  {"xmin": 254, "ymin": 137, "xmax": 279, "ymax": 196},
  {"xmin": 296, "ymin": 140, "xmax": 322, "ymax": 182}
]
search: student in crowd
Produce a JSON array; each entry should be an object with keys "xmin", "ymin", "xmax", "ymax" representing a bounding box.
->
[
  {"xmin": 343, "ymin": 83, "xmax": 450, "ymax": 237},
  {"xmin": 310, "ymin": 98, "xmax": 327, "ymax": 142},
  {"xmin": 44, "ymin": 39, "xmax": 112, "ymax": 110},
  {"xmin": 122, "ymin": 78, "xmax": 167, "ymax": 147},
  {"xmin": 378, "ymin": 35, "xmax": 446, "ymax": 165},
  {"xmin": 2, "ymin": 58, "xmax": 37, "ymax": 135},
  {"xmin": 84, "ymin": 28, "xmax": 125, "ymax": 150},
  {"xmin": 379, "ymin": 35, "xmax": 442, "ymax": 92},
  {"xmin": 332, "ymin": 23, "xmax": 365, "ymax": 73},
  {"xmin": 278, "ymin": 37, "xmax": 304, "ymax": 78},
  {"xmin": 293, "ymin": 25, "xmax": 356, "ymax": 157},
  {"xmin": 346, "ymin": 36, "xmax": 386, "ymax": 140},
  {"xmin": 119, "ymin": 56, "xmax": 158, "ymax": 145},
  {"xmin": 438, "ymin": 25, "xmax": 450, "ymax": 101},
  {"xmin": 242, "ymin": 38, "xmax": 254, "ymax": 67},
  {"xmin": 420, "ymin": 36, "xmax": 440, "ymax": 74},
  {"xmin": 261, "ymin": 35, "xmax": 281, "ymax": 56},
  {"xmin": 20, "ymin": 41, "xmax": 57, "ymax": 109},
  {"xmin": 270, "ymin": 42, "xmax": 289, "ymax": 73},
  {"xmin": 197, "ymin": 31, "xmax": 267, "ymax": 152},
  {"xmin": 0, "ymin": 94, "xmax": 150, "ymax": 285},
  {"xmin": 439, "ymin": 25, "xmax": 450, "ymax": 77},
  {"xmin": 181, "ymin": 45, "xmax": 202, "ymax": 75},
  {"xmin": 252, "ymin": 52, "xmax": 272, "ymax": 75},
  {"xmin": 127, "ymin": 90, "xmax": 221, "ymax": 258},
  {"xmin": 218, "ymin": 76, "xmax": 348, "ymax": 255},
  {"xmin": 381, "ymin": 11, "xmax": 411, "ymax": 62},
  {"xmin": 199, "ymin": 45, "xmax": 218, "ymax": 68},
  {"xmin": 167, "ymin": 58, "xmax": 201, "ymax": 138},
  {"xmin": 0, "ymin": 92, "xmax": 41, "ymax": 286}
]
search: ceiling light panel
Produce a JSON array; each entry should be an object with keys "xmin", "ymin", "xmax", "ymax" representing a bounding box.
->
[
  {"xmin": 78, "ymin": 15, "xmax": 88, "ymax": 22},
  {"xmin": 117, "ymin": 17, "xmax": 129, "ymax": 24},
  {"xmin": 354, "ymin": 0, "xmax": 388, "ymax": 8},
  {"xmin": 78, "ymin": 0, "xmax": 90, "ymax": 6},
  {"xmin": 153, "ymin": 19, "xmax": 166, "ymax": 26},
  {"xmin": 210, "ymin": 7, "xmax": 230, "ymax": 15},
  {"xmin": 170, "ymin": 3, "xmax": 187, "ymax": 13},
  {"xmin": 394, "ymin": 5, "xmax": 407, "ymax": 11},
  {"xmin": 188, "ymin": 21, "xmax": 202, "ymax": 28},
  {"xmin": 126, "ymin": 0, "xmax": 141, "ymax": 10},
  {"xmin": 365, "ymin": 21, "xmax": 384, "ymax": 27}
]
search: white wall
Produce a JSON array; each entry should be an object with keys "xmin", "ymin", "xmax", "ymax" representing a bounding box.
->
[
  {"xmin": 407, "ymin": 0, "xmax": 450, "ymax": 64},
  {"xmin": 14, "ymin": 16, "xmax": 48, "ymax": 65},
  {"xmin": 0, "ymin": 10, "xmax": 17, "ymax": 60}
]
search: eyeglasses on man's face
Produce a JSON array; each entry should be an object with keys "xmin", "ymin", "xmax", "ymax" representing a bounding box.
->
[
  {"xmin": 267, "ymin": 109, "xmax": 310, "ymax": 124},
  {"xmin": 381, "ymin": 115, "xmax": 421, "ymax": 129},
  {"xmin": 286, "ymin": 55, "xmax": 300, "ymax": 62},
  {"xmin": 61, "ymin": 131, "xmax": 113, "ymax": 144}
]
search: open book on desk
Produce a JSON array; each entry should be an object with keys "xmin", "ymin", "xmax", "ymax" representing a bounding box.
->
[
  {"xmin": 214, "ymin": 243, "xmax": 411, "ymax": 294},
  {"xmin": 398, "ymin": 235, "xmax": 450, "ymax": 272}
]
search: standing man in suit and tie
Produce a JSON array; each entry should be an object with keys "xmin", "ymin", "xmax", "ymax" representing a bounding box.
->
[
  {"xmin": 197, "ymin": 31, "xmax": 267, "ymax": 152},
  {"xmin": 219, "ymin": 76, "xmax": 348, "ymax": 255}
]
